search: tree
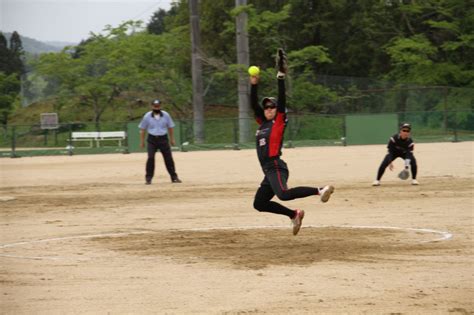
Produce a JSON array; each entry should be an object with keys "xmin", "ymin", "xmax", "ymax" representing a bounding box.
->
[
  {"xmin": 9, "ymin": 31, "xmax": 24, "ymax": 76},
  {"xmin": 9, "ymin": 31, "xmax": 23, "ymax": 55},
  {"xmin": 34, "ymin": 21, "xmax": 193, "ymax": 126},
  {"xmin": 147, "ymin": 8, "xmax": 169, "ymax": 35},
  {"xmin": 0, "ymin": 32, "xmax": 22, "ymax": 126},
  {"xmin": 245, "ymin": 3, "xmax": 292, "ymax": 69},
  {"xmin": 384, "ymin": 1, "xmax": 474, "ymax": 87},
  {"xmin": 71, "ymin": 37, "xmax": 96, "ymax": 59},
  {"xmin": 23, "ymin": 0, "xmax": 473, "ymax": 129},
  {"xmin": 35, "ymin": 23, "xmax": 142, "ymax": 128},
  {"xmin": 0, "ymin": 72, "xmax": 20, "ymax": 125},
  {"xmin": 0, "ymin": 32, "xmax": 11, "ymax": 74},
  {"xmin": 288, "ymin": 46, "xmax": 337, "ymax": 113}
]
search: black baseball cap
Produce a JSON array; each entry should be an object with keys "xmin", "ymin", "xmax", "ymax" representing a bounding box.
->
[
  {"xmin": 261, "ymin": 97, "xmax": 277, "ymax": 108},
  {"xmin": 151, "ymin": 99, "xmax": 161, "ymax": 105},
  {"xmin": 400, "ymin": 123, "xmax": 411, "ymax": 131}
]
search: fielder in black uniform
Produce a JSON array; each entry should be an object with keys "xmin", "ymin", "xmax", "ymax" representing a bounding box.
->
[
  {"xmin": 250, "ymin": 49, "xmax": 334, "ymax": 236},
  {"xmin": 373, "ymin": 123, "xmax": 419, "ymax": 186}
]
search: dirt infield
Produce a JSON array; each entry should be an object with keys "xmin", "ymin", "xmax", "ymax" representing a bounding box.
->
[{"xmin": 1, "ymin": 142, "xmax": 473, "ymax": 314}]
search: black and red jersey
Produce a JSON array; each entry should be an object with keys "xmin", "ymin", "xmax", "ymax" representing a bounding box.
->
[
  {"xmin": 251, "ymin": 79, "xmax": 288, "ymax": 166},
  {"xmin": 387, "ymin": 133, "xmax": 414, "ymax": 155}
]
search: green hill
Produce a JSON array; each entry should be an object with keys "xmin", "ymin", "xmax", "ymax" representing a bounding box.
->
[{"xmin": 3, "ymin": 32, "xmax": 76, "ymax": 54}]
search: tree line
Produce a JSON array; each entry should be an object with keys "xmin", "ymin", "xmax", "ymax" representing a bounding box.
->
[
  {"xmin": 0, "ymin": 31, "xmax": 24, "ymax": 125},
  {"xmin": 1, "ymin": 0, "xmax": 473, "ymax": 130}
]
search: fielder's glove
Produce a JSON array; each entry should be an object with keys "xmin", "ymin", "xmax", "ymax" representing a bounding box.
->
[
  {"xmin": 275, "ymin": 48, "xmax": 288, "ymax": 79},
  {"xmin": 398, "ymin": 168, "xmax": 410, "ymax": 180}
]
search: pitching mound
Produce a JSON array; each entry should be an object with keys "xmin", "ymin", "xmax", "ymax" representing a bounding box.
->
[{"xmin": 92, "ymin": 226, "xmax": 449, "ymax": 269}]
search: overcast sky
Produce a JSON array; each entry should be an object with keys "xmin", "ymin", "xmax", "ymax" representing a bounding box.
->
[{"xmin": 0, "ymin": 0, "xmax": 173, "ymax": 43}]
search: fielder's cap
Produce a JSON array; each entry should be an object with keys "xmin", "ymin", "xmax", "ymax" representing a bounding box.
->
[
  {"xmin": 400, "ymin": 123, "xmax": 411, "ymax": 131},
  {"xmin": 152, "ymin": 99, "xmax": 161, "ymax": 105},
  {"xmin": 262, "ymin": 97, "xmax": 277, "ymax": 107}
]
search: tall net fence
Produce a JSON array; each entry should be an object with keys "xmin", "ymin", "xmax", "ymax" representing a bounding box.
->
[
  {"xmin": 1, "ymin": 110, "xmax": 472, "ymax": 158},
  {"xmin": 6, "ymin": 72, "xmax": 473, "ymax": 157},
  {"xmin": 0, "ymin": 121, "xmax": 130, "ymax": 157},
  {"xmin": 202, "ymin": 74, "xmax": 473, "ymax": 115},
  {"xmin": 21, "ymin": 70, "xmax": 473, "ymax": 114}
]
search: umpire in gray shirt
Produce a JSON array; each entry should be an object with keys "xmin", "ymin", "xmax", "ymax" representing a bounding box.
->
[{"xmin": 139, "ymin": 99, "xmax": 182, "ymax": 184}]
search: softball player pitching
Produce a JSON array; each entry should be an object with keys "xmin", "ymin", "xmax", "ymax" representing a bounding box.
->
[{"xmin": 249, "ymin": 49, "xmax": 334, "ymax": 236}]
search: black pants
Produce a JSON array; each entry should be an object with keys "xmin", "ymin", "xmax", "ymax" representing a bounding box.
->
[
  {"xmin": 146, "ymin": 135, "xmax": 178, "ymax": 181},
  {"xmin": 376, "ymin": 151, "xmax": 417, "ymax": 180},
  {"xmin": 253, "ymin": 159, "xmax": 319, "ymax": 218}
]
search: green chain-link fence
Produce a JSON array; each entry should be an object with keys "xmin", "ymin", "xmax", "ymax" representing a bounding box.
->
[{"xmin": 1, "ymin": 110, "xmax": 472, "ymax": 158}]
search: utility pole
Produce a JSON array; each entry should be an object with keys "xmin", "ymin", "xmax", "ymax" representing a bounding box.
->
[
  {"xmin": 189, "ymin": 0, "xmax": 204, "ymax": 143},
  {"xmin": 235, "ymin": 0, "xmax": 250, "ymax": 144}
]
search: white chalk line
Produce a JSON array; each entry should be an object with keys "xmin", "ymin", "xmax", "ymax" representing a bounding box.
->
[
  {"xmin": 0, "ymin": 232, "xmax": 150, "ymax": 249},
  {"xmin": 0, "ymin": 254, "xmax": 64, "ymax": 261},
  {"xmin": 0, "ymin": 231, "xmax": 152, "ymax": 261},
  {"xmin": 172, "ymin": 224, "xmax": 453, "ymax": 243},
  {"xmin": 0, "ymin": 225, "xmax": 452, "ymax": 261}
]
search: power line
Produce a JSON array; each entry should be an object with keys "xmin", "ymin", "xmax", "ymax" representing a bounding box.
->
[{"xmin": 130, "ymin": 0, "xmax": 170, "ymax": 22}]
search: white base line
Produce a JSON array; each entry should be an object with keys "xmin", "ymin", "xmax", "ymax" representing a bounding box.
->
[{"xmin": 0, "ymin": 225, "xmax": 452, "ymax": 261}]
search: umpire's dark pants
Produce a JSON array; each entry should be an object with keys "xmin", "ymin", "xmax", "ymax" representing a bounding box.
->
[
  {"xmin": 146, "ymin": 134, "xmax": 178, "ymax": 181},
  {"xmin": 253, "ymin": 158, "xmax": 319, "ymax": 218}
]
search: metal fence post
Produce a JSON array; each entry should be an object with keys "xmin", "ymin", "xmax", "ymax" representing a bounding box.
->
[
  {"xmin": 11, "ymin": 126, "xmax": 18, "ymax": 158},
  {"xmin": 233, "ymin": 119, "xmax": 240, "ymax": 150},
  {"xmin": 443, "ymin": 87, "xmax": 448, "ymax": 132},
  {"xmin": 342, "ymin": 115, "xmax": 347, "ymax": 146},
  {"xmin": 179, "ymin": 120, "xmax": 187, "ymax": 152},
  {"xmin": 452, "ymin": 112, "xmax": 459, "ymax": 142},
  {"xmin": 44, "ymin": 129, "xmax": 48, "ymax": 146},
  {"xmin": 122, "ymin": 122, "xmax": 129, "ymax": 154},
  {"xmin": 67, "ymin": 124, "xmax": 73, "ymax": 156}
]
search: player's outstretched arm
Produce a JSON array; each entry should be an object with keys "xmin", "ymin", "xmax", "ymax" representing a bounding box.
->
[
  {"xmin": 276, "ymin": 48, "xmax": 288, "ymax": 79},
  {"xmin": 250, "ymin": 75, "xmax": 264, "ymax": 122},
  {"xmin": 276, "ymin": 48, "xmax": 287, "ymax": 113}
]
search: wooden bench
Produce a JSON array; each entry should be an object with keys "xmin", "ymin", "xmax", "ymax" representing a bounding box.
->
[{"xmin": 71, "ymin": 131, "xmax": 126, "ymax": 147}]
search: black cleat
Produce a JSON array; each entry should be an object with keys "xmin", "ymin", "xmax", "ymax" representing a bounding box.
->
[
  {"xmin": 171, "ymin": 178, "xmax": 182, "ymax": 183},
  {"xmin": 145, "ymin": 179, "xmax": 152, "ymax": 185}
]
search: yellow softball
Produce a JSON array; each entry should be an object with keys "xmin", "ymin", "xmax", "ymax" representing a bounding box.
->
[{"xmin": 248, "ymin": 66, "xmax": 260, "ymax": 76}]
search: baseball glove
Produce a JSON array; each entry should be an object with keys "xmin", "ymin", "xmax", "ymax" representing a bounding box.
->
[
  {"xmin": 398, "ymin": 169, "xmax": 410, "ymax": 180},
  {"xmin": 275, "ymin": 48, "xmax": 288, "ymax": 78}
]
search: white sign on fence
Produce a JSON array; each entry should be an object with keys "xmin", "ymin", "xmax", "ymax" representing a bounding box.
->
[{"xmin": 40, "ymin": 113, "xmax": 59, "ymax": 129}]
